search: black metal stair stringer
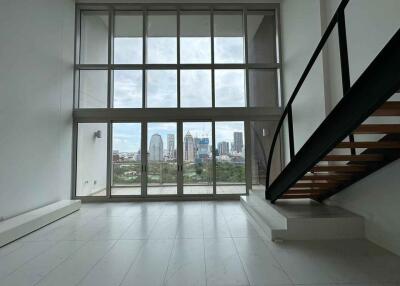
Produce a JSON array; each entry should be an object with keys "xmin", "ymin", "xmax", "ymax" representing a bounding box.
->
[{"xmin": 267, "ymin": 28, "xmax": 400, "ymax": 203}]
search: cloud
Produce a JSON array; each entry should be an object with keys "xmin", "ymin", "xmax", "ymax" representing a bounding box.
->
[
  {"xmin": 146, "ymin": 70, "xmax": 177, "ymax": 107},
  {"xmin": 114, "ymin": 70, "xmax": 142, "ymax": 108},
  {"xmin": 112, "ymin": 33, "xmax": 246, "ymax": 152},
  {"xmin": 215, "ymin": 69, "xmax": 246, "ymax": 107},
  {"xmin": 181, "ymin": 70, "xmax": 212, "ymax": 107}
]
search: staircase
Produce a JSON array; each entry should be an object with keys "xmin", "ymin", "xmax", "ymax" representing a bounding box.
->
[{"xmin": 265, "ymin": 0, "xmax": 400, "ymax": 203}]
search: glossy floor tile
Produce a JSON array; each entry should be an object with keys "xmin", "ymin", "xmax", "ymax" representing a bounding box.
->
[{"xmin": 0, "ymin": 201, "xmax": 399, "ymax": 286}]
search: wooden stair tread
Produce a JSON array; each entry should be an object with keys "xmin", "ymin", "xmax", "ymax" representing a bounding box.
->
[
  {"xmin": 282, "ymin": 192, "xmax": 321, "ymax": 199},
  {"xmin": 353, "ymin": 124, "xmax": 400, "ymax": 134},
  {"xmin": 372, "ymin": 102, "xmax": 400, "ymax": 116},
  {"xmin": 321, "ymin": 154, "xmax": 384, "ymax": 161},
  {"xmin": 288, "ymin": 189, "xmax": 330, "ymax": 193},
  {"xmin": 336, "ymin": 141, "xmax": 400, "ymax": 149},
  {"xmin": 301, "ymin": 174, "xmax": 353, "ymax": 181},
  {"xmin": 282, "ymin": 194, "xmax": 315, "ymax": 199},
  {"xmin": 311, "ymin": 165, "xmax": 367, "ymax": 172},
  {"xmin": 293, "ymin": 182, "xmax": 338, "ymax": 188}
]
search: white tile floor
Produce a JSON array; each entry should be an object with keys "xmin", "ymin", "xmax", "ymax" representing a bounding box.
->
[{"xmin": 1, "ymin": 201, "xmax": 400, "ymax": 286}]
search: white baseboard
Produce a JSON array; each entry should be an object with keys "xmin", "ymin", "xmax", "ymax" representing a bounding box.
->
[{"xmin": 0, "ymin": 200, "xmax": 81, "ymax": 247}]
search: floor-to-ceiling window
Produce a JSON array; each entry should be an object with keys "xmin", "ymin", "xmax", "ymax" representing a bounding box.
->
[{"xmin": 73, "ymin": 4, "xmax": 283, "ymax": 200}]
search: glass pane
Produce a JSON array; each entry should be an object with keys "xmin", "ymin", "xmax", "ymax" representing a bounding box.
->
[
  {"xmin": 183, "ymin": 122, "xmax": 213, "ymax": 195},
  {"xmin": 146, "ymin": 70, "xmax": 177, "ymax": 108},
  {"xmin": 113, "ymin": 70, "xmax": 142, "ymax": 108},
  {"xmin": 147, "ymin": 123, "xmax": 177, "ymax": 195},
  {"xmin": 76, "ymin": 123, "xmax": 107, "ymax": 197},
  {"xmin": 79, "ymin": 70, "xmax": 108, "ymax": 108},
  {"xmin": 247, "ymin": 12, "xmax": 277, "ymax": 63},
  {"xmin": 249, "ymin": 69, "xmax": 278, "ymax": 107},
  {"xmin": 80, "ymin": 12, "xmax": 109, "ymax": 64},
  {"xmin": 215, "ymin": 69, "xmax": 246, "ymax": 107},
  {"xmin": 114, "ymin": 12, "xmax": 143, "ymax": 64},
  {"xmin": 180, "ymin": 12, "xmax": 211, "ymax": 63},
  {"xmin": 180, "ymin": 70, "xmax": 212, "ymax": 107},
  {"xmin": 215, "ymin": 121, "xmax": 246, "ymax": 194},
  {"xmin": 214, "ymin": 12, "xmax": 244, "ymax": 63},
  {"xmin": 147, "ymin": 12, "xmax": 177, "ymax": 64},
  {"xmin": 112, "ymin": 123, "xmax": 142, "ymax": 196},
  {"xmin": 250, "ymin": 121, "xmax": 280, "ymax": 193}
]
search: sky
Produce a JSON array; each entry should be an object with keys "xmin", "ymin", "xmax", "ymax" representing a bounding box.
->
[
  {"xmin": 113, "ymin": 37, "xmax": 246, "ymax": 109},
  {"xmin": 112, "ymin": 25, "xmax": 246, "ymax": 152},
  {"xmin": 113, "ymin": 121, "xmax": 244, "ymax": 153}
]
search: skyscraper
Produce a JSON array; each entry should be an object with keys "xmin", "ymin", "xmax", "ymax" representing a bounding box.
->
[
  {"xmin": 167, "ymin": 134, "xmax": 175, "ymax": 159},
  {"xmin": 149, "ymin": 134, "xmax": 163, "ymax": 161},
  {"xmin": 233, "ymin": 132, "xmax": 243, "ymax": 153},
  {"xmin": 218, "ymin": 141, "xmax": 230, "ymax": 155},
  {"xmin": 184, "ymin": 132, "xmax": 195, "ymax": 162},
  {"xmin": 197, "ymin": 138, "xmax": 210, "ymax": 159}
]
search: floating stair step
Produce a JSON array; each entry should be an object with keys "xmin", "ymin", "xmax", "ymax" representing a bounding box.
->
[
  {"xmin": 293, "ymin": 182, "xmax": 338, "ymax": 189},
  {"xmin": 353, "ymin": 124, "xmax": 400, "ymax": 134},
  {"xmin": 372, "ymin": 102, "xmax": 400, "ymax": 116},
  {"xmin": 311, "ymin": 165, "xmax": 367, "ymax": 172},
  {"xmin": 322, "ymin": 154, "xmax": 384, "ymax": 162},
  {"xmin": 301, "ymin": 174, "xmax": 353, "ymax": 181},
  {"xmin": 282, "ymin": 194, "xmax": 316, "ymax": 199},
  {"xmin": 336, "ymin": 141, "xmax": 400, "ymax": 149},
  {"xmin": 288, "ymin": 189, "xmax": 327, "ymax": 194}
]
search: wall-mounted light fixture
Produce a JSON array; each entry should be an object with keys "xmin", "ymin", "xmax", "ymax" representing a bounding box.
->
[
  {"xmin": 94, "ymin": 130, "xmax": 102, "ymax": 139},
  {"xmin": 262, "ymin": 128, "xmax": 270, "ymax": 137}
]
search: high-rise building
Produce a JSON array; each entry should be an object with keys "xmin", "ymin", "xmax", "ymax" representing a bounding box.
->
[
  {"xmin": 233, "ymin": 132, "xmax": 243, "ymax": 153},
  {"xmin": 218, "ymin": 141, "xmax": 230, "ymax": 155},
  {"xmin": 197, "ymin": 138, "xmax": 210, "ymax": 159},
  {"xmin": 184, "ymin": 131, "xmax": 195, "ymax": 162},
  {"xmin": 167, "ymin": 134, "xmax": 175, "ymax": 159},
  {"xmin": 149, "ymin": 134, "xmax": 163, "ymax": 161}
]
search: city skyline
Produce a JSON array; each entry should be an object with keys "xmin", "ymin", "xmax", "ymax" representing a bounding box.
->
[
  {"xmin": 113, "ymin": 122, "xmax": 244, "ymax": 153},
  {"xmin": 113, "ymin": 122, "xmax": 244, "ymax": 162}
]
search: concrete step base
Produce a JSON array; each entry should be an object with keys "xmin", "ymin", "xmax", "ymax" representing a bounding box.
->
[{"xmin": 241, "ymin": 191, "xmax": 364, "ymax": 241}]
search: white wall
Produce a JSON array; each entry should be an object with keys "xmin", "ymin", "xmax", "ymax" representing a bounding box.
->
[
  {"xmin": 0, "ymin": 0, "xmax": 75, "ymax": 219},
  {"xmin": 327, "ymin": 160, "xmax": 400, "ymax": 256},
  {"xmin": 280, "ymin": 0, "xmax": 327, "ymax": 162},
  {"xmin": 321, "ymin": 0, "xmax": 400, "ymax": 256},
  {"xmin": 76, "ymin": 123, "xmax": 108, "ymax": 196}
]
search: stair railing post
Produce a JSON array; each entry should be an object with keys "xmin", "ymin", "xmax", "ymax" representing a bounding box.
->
[
  {"xmin": 287, "ymin": 105, "xmax": 295, "ymax": 160},
  {"xmin": 338, "ymin": 8, "xmax": 356, "ymax": 155}
]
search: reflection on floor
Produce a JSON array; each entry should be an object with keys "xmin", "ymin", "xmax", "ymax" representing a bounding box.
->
[
  {"xmin": 1, "ymin": 201, "xmax": 400, "ymax": 286},
  {"xmin": 96, "ymin": 185, "xmax": 247, "ymax": 196}
]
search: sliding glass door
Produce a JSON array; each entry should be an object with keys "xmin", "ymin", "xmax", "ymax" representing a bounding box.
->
[
  {"xmin": 147, "ymin": 122, "xmax": 178, "ymax": 196},
  {"xmin": 111, "ymin": 123, "xmax": 142, "ymax": 196},
  {"xmin": 182, "ymin": 122, "xmax": 214, "ymax": 195},
  {"xmin": 215, "ymin": 121, "xmax": 246, "ymax": 194},
  {"xmin": 105, "ymin": 120, "xmax": 247, "ymax": 197}
]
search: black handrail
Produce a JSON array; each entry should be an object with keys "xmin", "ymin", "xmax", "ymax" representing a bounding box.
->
[{"xmin": 265, "ymin": 0, "xmax": 350, "ymax": 199}]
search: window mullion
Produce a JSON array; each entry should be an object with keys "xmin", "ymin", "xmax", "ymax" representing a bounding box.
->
[
  {"xmin": 244, "ymin": 8, "xmax": 250, "ymax": 108},
  {"xmin": 143, "ymin": 8, "xmax": 147, "ymax": 108},
  {"xmin": 210, "ymin": 8, "xmax": 215, "ymax": 108},
  {"xmin": 107, "ymin": 7, "xmax": 114, "ymax": 109},
  {"xmin": 177, "ymin": 9, "xmax": 181, "ymax": 108}
]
